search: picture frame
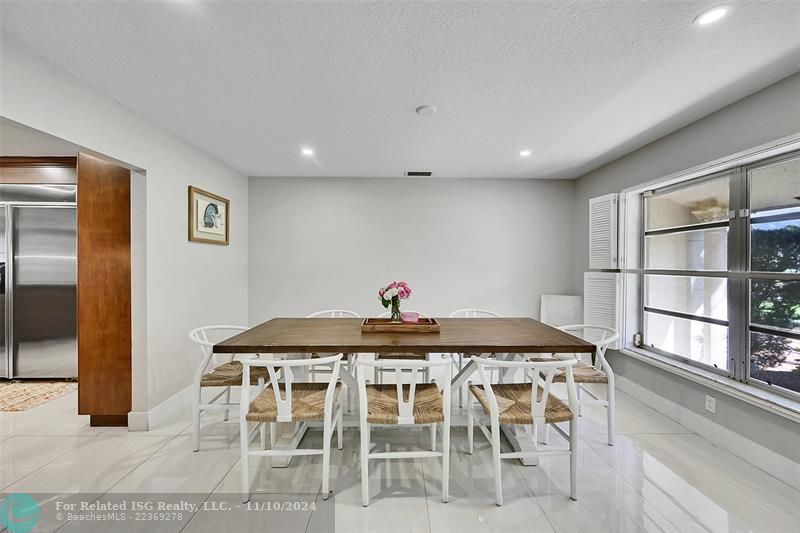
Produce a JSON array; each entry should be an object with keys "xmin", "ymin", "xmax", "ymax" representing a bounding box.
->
[{"xmin": 188, "ymin": 186, "xmax": 230, "ymax": 245}]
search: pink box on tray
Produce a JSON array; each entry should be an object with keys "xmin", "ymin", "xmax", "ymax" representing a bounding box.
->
[{"xmin": 401, "ymin": 312, "xmax": 419, "ymax": 323}]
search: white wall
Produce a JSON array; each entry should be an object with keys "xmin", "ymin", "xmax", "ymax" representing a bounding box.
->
[
  {"xmin": 0, "ymin": 118, "xmax": 80, "ymax": 155},
  {"xmin": 249, "ymin": 178, "xmax": 575, "ymax": 322},
  {"xmin": 572, "ymin": 71, "xmax": 800, "ymax": 463},
  {"xmin": 0, "ymin": 35, "xmax": 249, "ymax": 415}
]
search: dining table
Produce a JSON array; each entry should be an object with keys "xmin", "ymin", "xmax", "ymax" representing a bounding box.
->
[{"xmin": 215, "ymin": 317, "xmax": 596, "ymax": 466}]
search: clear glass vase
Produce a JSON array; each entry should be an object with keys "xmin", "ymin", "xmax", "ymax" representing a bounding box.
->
[{"xmin": 390, "ymin": 299, "xmax": 402, "ymax": 322}]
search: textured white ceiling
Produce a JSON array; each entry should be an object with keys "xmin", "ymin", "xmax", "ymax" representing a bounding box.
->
[{"xmin": 1, "ymin": 1, "xmax": 799, "ymax": 179}]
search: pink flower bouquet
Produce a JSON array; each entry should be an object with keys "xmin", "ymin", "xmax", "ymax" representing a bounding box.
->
[{"xmin": 378, "ymin": 281, "xmax": 412, "ymax": 322}]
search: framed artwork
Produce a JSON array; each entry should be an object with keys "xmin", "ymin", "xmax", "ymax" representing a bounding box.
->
[{"xmin": 188, "ymin": 186, "xmax": 229, "ymax": 245}]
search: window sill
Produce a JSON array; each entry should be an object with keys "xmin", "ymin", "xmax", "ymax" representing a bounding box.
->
[{"xmin": 618, "ymin": 347, "xmax": 800, "ymax": 424}]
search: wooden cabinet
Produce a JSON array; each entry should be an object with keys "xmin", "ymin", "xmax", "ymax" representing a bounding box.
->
[{"xmin": 77, "ymin": 153, "xmax": 132, "ymax": 426}]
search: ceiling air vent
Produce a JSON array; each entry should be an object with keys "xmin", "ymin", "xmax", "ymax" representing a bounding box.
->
[{"xmin": 405, "ymin": 171, "xmax": 432, "ymax": 177}]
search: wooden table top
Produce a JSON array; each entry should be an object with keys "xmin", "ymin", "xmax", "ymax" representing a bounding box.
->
[{"xmin": 214, "ymin": 317, "xmax": 596, "ymax": 354}]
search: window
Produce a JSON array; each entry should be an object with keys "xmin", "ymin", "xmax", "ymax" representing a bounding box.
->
[
  {"xmin": 642, "ymin": 173, "xmax": 732, "ymax": 373},
  {"xmin": 747, "ymin": 157, "xmax": 800, "ymax": 395},
  {"xmin": 640, "ymin": 152, "xmax": 800, "ymax": 398}
]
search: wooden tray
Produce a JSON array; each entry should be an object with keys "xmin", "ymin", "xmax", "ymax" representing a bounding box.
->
[{"xmin": 361, "ymin": 317, "xmax": 441, "ymax": 333}]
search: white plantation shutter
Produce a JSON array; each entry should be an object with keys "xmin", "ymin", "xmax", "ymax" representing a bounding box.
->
[
  {"xmin": 589, "ymin": 193, "xmax": 619, "ymax": 269},
  {"xmin": 584, "ymin": 272, "xmax": 622, "ymax": 349}
]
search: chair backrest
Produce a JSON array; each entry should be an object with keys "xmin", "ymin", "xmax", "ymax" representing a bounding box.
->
[
  {"xmin": 356, "ymin": 358, "xmax": 452, "ymax": 425},
  {"xmin": 189, "ymin": 325, "xmax": 248, "ymax": 352},
  {"xmin": 240, "ymin": 354, "xmax": 342, "ymax": 423},
  {"xmin": 558, "ymin": 324, "xmax": 619, "ymax": 369},
  {"xmin": 448, "ymin": 308, "xmax": 502, "ymax": 318},
  {"xmin": 189, "ymin": 325, "xmax": 249, "ymax": 374},
  {"xmin": 473, "ymin": 356, "xmax": 578, "ymax": 422},
  {"xmin": 306, "ymin": 309, "xmax": 361, "ymax": 318},
  {"xmin": 377, "ymin": 310, "xmax": 429, "ymax": 318},
  {"xmin": 540, "ymin": 295, "xmax": 583, "ymax": 327}
]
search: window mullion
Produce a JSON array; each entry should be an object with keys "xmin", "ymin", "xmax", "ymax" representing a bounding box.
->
[{"xmin": 728, "ymin": 167, "xmax": 748, "ymax": 381}]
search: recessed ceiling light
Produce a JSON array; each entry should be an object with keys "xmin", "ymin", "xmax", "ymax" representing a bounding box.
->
[
  {"xmin": 301, "ymin": 148, "xmax": 314, "ymax": 156},
  {"xmin": 519, "ymin": 150, "xmax": 532, "ymax": 157},
  {"xmin": 415, "ymin": 105, "xmax": 436, "ymax": 116},
  {"xmin": 694, "ymin": 5, "xmax": 730, "ymax": 25}
]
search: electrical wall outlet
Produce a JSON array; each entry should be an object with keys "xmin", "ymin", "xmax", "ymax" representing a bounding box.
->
[{"xmin": 705, "ymin": 394, "xmax": 716, "ymax": 414}]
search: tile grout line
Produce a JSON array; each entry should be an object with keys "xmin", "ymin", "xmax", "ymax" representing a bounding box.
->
[
  {"xmin": 1, "ymin": 397, "xmax": 176, "ymax": 530},
  {"xmin": 680, "ymin": 429, "xmax": 800, "ymax": 502},
  {"xmin": 492, "ymin": 423, "xmax": 568, "ymax": 532},
  {"xmin": 304, "ymin": 436, "xmax": 357, "ymax": 533},
  {"xmin": 50, "ymin": 432, "xmax": 183, "ymax": 533},
  {"xmin": 696, "ymin": 441, "xmax": 800, "ymax": 520},
  {"xmin": 2, "ymin": 394, "xmax": 85, "ymax": 434},
  {"xmin": 510, "ymin": 460, "xmax": 560, "ymax": 533},
  {"xmin": 594, "ymin": 432, "xmax": 799, "ymax": 529},
  {"xmin": 590, "ymin": 389, "xmax": 800, "ymax": 526},
  {"xmin": 516, "ymin": 406, "xmax": 689, "ymax": 533},
  {"xmin": 577, "ymin": 439, "xmax": 704, "ymax": 533},
  {"xmin": 0, "ymin": 432, "xmax": 106, "ymax": 493},
  {"xmin": 508, "ymin": 445, "xmax": 573, "ymax": 533},
  {"xmin": 452, "ymin": 427, "xmax": 561, "ymax": 533},
  {"xmin": 575, "ymin": 401, "xmax": 694, "ymax": 533},
  {"xmin": 576, "ymin": 406, "xmax": 771, "ymax": 530},
  {"xmin": 176, "ymin": 445, "xmax": 242, "ymax": 533},
  {"xmin": 95, "ymin": 432, "xmax": 185, "ymax": 494}
]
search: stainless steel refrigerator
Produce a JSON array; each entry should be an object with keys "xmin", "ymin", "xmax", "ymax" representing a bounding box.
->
[{"xmin": 0, "ymin": 184, "xmax": 77, "ymax": 379}]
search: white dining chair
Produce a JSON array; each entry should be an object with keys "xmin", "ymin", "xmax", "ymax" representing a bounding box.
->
[
  {"xmin": 189, "ymin": 325, "xmax": 267, "ymax": 452},
  {"xmin": 542, "ymin": 324, "xmax": 619, "ymax": 446},
  {"xmin": 356, "ymin": 357, "xmax": 452, "ymax": 506},
  {"xmin": 375, "ymin": 310, "xmax": 431, "ymax": 384},
  {"xmin": 306, "ymin": 309, "xmax": 360, "ymax": 410},
  {"xmin": 449, "ymin": 308, "xmax": 503, "ymax": 319},
  {"xmin": 467, "ymin": 356, "xmax": 579, "ymax": 505},
  {"xmin": 306, "ymin": 309, "xmax": 361, "ymax": 319},
  {"xmin": 539, "ymin": 295, "xmax": 583, "ymax": 327},
  {"xmin": 239, "ymin": 354, "xmax": 344, "ymax": 502},
  {"xmin": 448, "ymin": 308, "xmax": 503, "ymax": 407}
]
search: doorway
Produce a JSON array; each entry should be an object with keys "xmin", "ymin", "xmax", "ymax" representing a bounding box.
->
[{"xmin": 0, "ymin": 119, "xmax": 138, "ymax": 426}]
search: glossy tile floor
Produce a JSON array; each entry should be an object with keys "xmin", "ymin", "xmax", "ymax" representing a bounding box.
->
[{"xmin": 1, "ymin": 385, "xmax": 798, "ymax": 533}]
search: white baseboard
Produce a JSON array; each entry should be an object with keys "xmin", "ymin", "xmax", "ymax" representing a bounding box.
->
[
  {"xmin": 617, "ymin": 375, "xmax": 800, "ymax": 492},
  {"xmin": 127, "ymin": 411, "xmax": 149, "ymax": 431},
  {"xmin": 127, "ymin": 385, "xmax": 193, "ymax": 431}
]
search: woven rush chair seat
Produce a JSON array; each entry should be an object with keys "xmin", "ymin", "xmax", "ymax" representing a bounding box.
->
[
  {"xmin": 200, "ymin": 361, "xmax": 272, "ymax": 387},
  {"xmin": 469, "ymin": 383, "xmax": 573, "ymax": 425},
  {"xmin": 551, "ymin": 361, "xmax": 608, "ymax": 384},
  {"xmin": 246, "ymin": 383, "xmax": 342, "ymax": 423},
  {"xmin": 365, "ymin": 384, "xmax": 444, "ymax": 424}
]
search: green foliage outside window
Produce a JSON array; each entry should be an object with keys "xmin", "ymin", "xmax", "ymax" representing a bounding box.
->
[{"xmin": 750, "ymin": 225, "xmax": 800, "ymax": 391}]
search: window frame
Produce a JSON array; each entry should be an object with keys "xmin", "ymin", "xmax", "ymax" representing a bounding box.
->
[
  {"xmin": 639, "ymin": 170, "xmax": 734, "ymax": 376},
  {"xmin": 742, "ymin": 151, "xmax": 800, "ymax": 400},
  {"xmin": 637, "ymin": 150, "xmax": 800, "ymax": 400}
]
